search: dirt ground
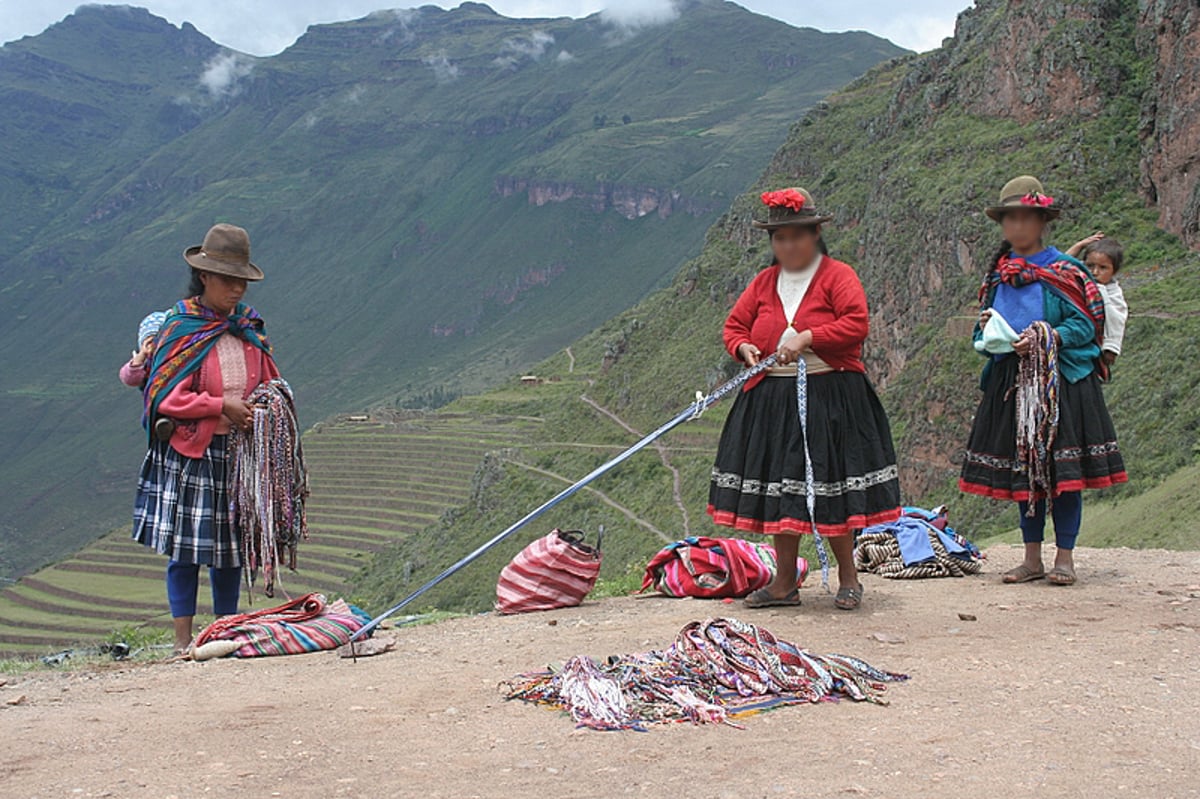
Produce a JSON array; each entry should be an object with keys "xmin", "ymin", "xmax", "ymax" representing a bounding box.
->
[{"xmin": 2, "ymin": 545, "xmax": 1199, "ymax": 799}]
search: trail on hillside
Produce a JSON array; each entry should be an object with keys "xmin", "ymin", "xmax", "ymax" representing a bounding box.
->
[
  {"xmin": 503, "ymin": 459, "xmax": 672, "ymax": 544},
  {"xmin": 2, "ymin": 547, "xmax": 1198, "ymax": 799},
  {"xmin": 579, "ymin": 393, "xmax": 693, "ymax": 534}
]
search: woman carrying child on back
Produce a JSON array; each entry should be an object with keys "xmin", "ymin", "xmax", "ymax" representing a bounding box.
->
[
  {"xmin": 133, "ymin": 223, "xmax": 280, "ymax": 654},
  {"xmin": 960, "ymin": 176, "xmax": 1127, "ymax": 587}
]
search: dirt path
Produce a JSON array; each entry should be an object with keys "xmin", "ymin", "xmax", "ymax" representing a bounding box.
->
[
  {"xmin": 502, "ymin": 458, "xmax": 672, "ymax": 543},
  {"xmin": 578, "ymin": 393, "xmax": 693, "ymax": 533},
  {"xmin": 2, "ymin": 546, "xmax": 1198, "ymax": 799}
]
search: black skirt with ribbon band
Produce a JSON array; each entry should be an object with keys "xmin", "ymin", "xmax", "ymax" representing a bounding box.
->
[
  {"xmin": 959, "ymin": 355, "xmax": 1127, "ymax": 501},
  {"xmin": 707, "ymin": 372, "xmax": 902, "ymax": 536}
]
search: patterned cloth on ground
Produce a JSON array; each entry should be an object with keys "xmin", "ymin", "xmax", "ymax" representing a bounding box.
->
[
  {"xmin": 503, "ymin": 617, "xmax": 907, "ymax": 731},
  {"xmin": 193, "ymin": 592, "xmax": 371, "ymax": 657},
  {"xmin": 855, "ymin": 511, "xmax": 982, "ymax": 579},
  {"xmin": 640, "ymin": 537, "xmax": 807, "ymax": 599}
]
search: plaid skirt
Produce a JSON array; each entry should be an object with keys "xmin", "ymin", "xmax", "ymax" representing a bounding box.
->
[{"xmin": 132, "ymin": 434, "xmax": 242, "ymax": 568}]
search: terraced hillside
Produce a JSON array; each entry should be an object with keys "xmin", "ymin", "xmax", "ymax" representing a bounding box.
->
[{"xmin": 0, "ymin": 413, "xmax": 536, "ymax": 657}]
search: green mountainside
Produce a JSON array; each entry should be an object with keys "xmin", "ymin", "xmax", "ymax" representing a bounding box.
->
[
  {"xmin": 0, "ymin": 2, "xmax": 903, "ymax": 580},
  {"xmin": 355, "ymin": 0, "xmax": 1200, "ymax": 613}
]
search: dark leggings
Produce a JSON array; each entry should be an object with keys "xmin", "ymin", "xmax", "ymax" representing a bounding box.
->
[
  {"xmin": 1018, "ymin": 491, "xmax": 1082, "ymax": 550},
  {"xmin": 166, "ymin": 560, "xmax": 242, "ymax": 618}
]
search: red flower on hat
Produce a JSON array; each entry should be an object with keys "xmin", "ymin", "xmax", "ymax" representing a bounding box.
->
[
  {"xmin": 761, "ymin": 189, "xmax": 806, "ymax": 212},
  {"xmin": 1020, "ymin": 192, "xmax": 1054, "ymax": 208}
]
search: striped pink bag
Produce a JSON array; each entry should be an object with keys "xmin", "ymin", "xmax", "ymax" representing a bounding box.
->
[{"xmin": 496, "ymin": 528, "xmax": 602, "ymax": 614}]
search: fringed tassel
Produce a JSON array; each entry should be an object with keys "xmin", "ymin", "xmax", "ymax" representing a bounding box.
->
[
  {"xmin": 503, "ymin": 618, "xmax": 907, "ymax": 730},
  {"xmin": 230, "ymin": 378, "xmax": 310, "ymax": 597},
  {"xmin": 1015, "ymin": 321, "xmax": 1060, "ymax": 514}
]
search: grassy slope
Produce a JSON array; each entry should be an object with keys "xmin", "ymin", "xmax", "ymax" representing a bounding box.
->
[
  {"xmin": 0, "ymin": 1, "xmax": 903, "ymax": 580},
  {"xmin": 353, "ymin": 0, "xmax": 1200, "ymax": 613}
]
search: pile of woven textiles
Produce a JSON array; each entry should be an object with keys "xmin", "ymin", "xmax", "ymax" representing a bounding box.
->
[
  {"xmin": 854, "ymin": 506, "xmax": 983, "ymax": 579},
  {"xmin": 503, "ymin": 617, "xmax": 907, "ymax": 731},
  {"xmin": 192, "ymin": 592, "xmax": 372, "ymax": 658}
]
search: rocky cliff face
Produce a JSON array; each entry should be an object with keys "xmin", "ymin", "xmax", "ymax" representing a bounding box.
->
[
  {"xmin": 494, "ymin": 176, "xmax": 716, "ymax": 220},
  {"xmin": 1139, "ymin": 0, "xmax": 1200, "ymax": 247}
]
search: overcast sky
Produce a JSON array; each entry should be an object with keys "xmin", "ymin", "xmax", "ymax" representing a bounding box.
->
[{"xmin": 0, "ymin": 0, "xmax": 969, "ymax": 54}]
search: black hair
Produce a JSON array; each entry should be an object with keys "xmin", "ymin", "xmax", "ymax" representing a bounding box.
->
[
  {"xmin": 990, "ymin": 239, "xmax": 1013, "ymax": 270},
  {"xmin": 186, "ymin": 268, "xmax": 205, "ymax": 298},
  {"xmin": 1085, "ymin": 237, "xmax": 1125, "ymax": 273},
  {"xmin": 767, "ymin": 227, "xmax": 829, "ymax": 265}
]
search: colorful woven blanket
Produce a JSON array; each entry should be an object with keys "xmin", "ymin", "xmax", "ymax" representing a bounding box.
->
[
  {"xmin": 503, "ymin": 617, "xmax": 907, "ymax": 731},
  {"xmin": 192, "ymin": 593, "xmax": 370, "ymax": 658}
]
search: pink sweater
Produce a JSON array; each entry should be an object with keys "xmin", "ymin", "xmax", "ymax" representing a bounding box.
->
[
  {"xmin": 157, "ymin": 336, "xmax": 280, "ymax": 458},
  {"xmin": 119, "ymin": 360, "xmax": 148, "ymax": 388}
]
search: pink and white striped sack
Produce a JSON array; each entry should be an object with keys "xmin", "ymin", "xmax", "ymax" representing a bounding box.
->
[{"xmin": 495, "ymin": 528, "xmax": 602, "ymax": 614}]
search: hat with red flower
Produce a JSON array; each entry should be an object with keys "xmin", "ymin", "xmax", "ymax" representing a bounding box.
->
[
  {"xmin": 985, "ymin": 175, "xmax": 1061, "ymax": 221},
  {"xmin": 752, "ymin": 186, "xmax": 833, "ymax": 230}
]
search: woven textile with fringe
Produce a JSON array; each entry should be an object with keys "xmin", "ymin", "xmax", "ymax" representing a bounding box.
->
[
  {"xmin": 855, "ymin": 529, "xmax": 982, "ymax": 579},
  {"xmin": 503, "ymin": 617, "xmax": 907, "ymax": 731},
  {"xmin": 192, "ymin": 592, "xmax": 369, "ymax": 658},
  {"xmin": 230, "ymin": 378, "xmax": 309, "ymax": 597},
  {"xmin": 1013, "ymin": 321, "xmax": 1060, "ymax": 510}
]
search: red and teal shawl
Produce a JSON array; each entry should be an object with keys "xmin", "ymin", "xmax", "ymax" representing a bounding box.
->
[
  {"xmin": 978, "ymin": 253, "xmax": 1106, "ymax": 345},
  {"xmin": 142, "ymin": 297, "xmax": 272, "ymax": 438}
]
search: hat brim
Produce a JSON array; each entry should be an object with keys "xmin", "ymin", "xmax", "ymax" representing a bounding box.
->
[
  {"xmin": 985, "ymin": 205, "xmax": 1061, "ymax": 222},
  {"xmin": 183, "ymin": 246, "xmax": 265, "ymax": 281},
  {"xmin": 752, "ymin": 215, "xmax": 833, "ymax": 230}
]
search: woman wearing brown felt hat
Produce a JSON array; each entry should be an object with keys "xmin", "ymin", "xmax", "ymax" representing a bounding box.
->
[{"xmin": 133, "ymin": 223, "xmax": 281, "ymax": 654}]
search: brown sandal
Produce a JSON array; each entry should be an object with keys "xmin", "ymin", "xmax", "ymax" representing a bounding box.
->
[
  {"xmin": 1046, "ymin": 566, "xmax": 1077, "ymax": 586},
  {"xmin": 744, "ymin": 587, "xmax": 801, "ymax": 608},
  {"xmin": 1002, "ymin": 564, "xmax": 1045, "ymax": 584},
  {"xmin": 834, "ymin": 584, "xmax": 864, "ymax": 611}
]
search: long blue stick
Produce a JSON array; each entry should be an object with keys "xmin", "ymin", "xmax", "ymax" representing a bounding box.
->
[{"xmin": 350, "ymin": 355, "xmax": 779, "ymax": 641}]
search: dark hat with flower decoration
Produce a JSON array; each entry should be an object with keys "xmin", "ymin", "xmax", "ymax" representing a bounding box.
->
[
  {"xmin": 752, "ymin": 187, "xmax": 833, "ymax": 230},
  {"xmin": 985, "ymin": 175, "xmax": 1061, "ymax": 221}
]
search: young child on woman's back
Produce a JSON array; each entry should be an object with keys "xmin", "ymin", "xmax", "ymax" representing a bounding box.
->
[
  {"xmin": 119, "ymin": 311, "xmax": 168, "ymax": 389},
  {"xmin": 1067, "ymin": 233, "xmax": 1127, "ymax": 367}
]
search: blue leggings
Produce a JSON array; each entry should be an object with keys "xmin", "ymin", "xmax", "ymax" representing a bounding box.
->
[
  {"xmin": 1018, "ymin": 491, "xmax": 1082, "ymax": 550},
  {"xmin": 166, "ymin": 561, "xmax": 242, "ymax": 618}
]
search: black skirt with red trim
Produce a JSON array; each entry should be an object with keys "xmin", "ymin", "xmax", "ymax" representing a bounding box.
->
[
  {"xmin": 707, "ymin": 372, "xmax": 902, "ymax": 537},
  {"xmin": 959, "ymin": 355, "xmax": 1127, "ymax": 501}
]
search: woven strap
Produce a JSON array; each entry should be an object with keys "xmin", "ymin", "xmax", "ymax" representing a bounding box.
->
[{"xmin": 796, "ymin": 358, "xmax": 831, "ymax": 590}]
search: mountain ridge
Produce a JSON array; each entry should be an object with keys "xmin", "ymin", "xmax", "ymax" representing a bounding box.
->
[{"xmin": 0, "ymin": 2, "xmax": 904, "ymax": 579}]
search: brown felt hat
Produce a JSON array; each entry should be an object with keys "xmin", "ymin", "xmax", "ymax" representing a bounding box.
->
[
  {"xmin": 985, "ymin": 175, "xmax": 1061, "ymax": 222},
  {"xmin": 183, "ymin": 223, "xmax": 264, "ymax": 281},
  {"xmin": 752, "ymin": 186, "xmax": 833, "ymax": 230}
]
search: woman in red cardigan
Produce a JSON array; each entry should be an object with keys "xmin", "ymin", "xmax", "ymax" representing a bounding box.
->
[
  {"xmin": 708, "ymin": 187, "xmax": 901, "ymax": 610},
  {"xmin": 133, "ymin": 223, "xmax": 280, "ymax": 653}
]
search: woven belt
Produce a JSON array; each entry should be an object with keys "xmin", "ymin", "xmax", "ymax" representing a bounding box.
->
[{"xmin": 766, "ymin": 366, "xmax": 798, "ymax": 377}]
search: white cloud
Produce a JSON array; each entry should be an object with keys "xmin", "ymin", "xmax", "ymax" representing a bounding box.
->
[
  {"xmin": 494, "ymin": 29, "xmax": 554, "ymax": 68},
  {"xmin": 600, "ymin": 0, "xmax": 679, "ymax": 34},
  {"xmin": 507, "ymin": 30, "xmax": 554, "ymax": 59},
  {"xmin": 198, "ymin": 51, "xmax": 254, "ymax": 99},
  {"xmin": 422, "ymin": 50, "xmax": 460, "ymax": 81},
  {"xmin": 556, "ymin": 49, "xmax": 575, "ymax": 62},
  {"xmin": 370, "ymin": 7, "xmax": 418, "ymax": 45}
]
